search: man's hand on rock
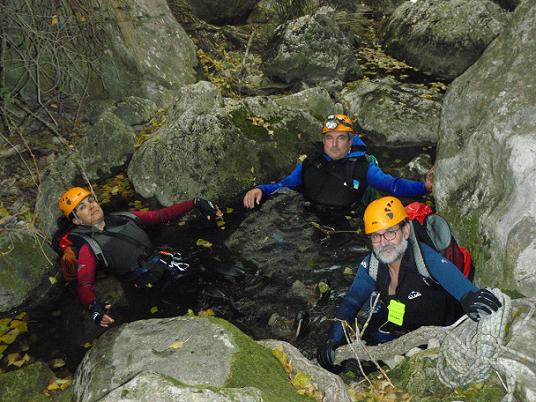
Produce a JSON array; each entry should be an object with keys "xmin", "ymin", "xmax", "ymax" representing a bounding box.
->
[{"xmin": 243, "ymin": 188, "xmax": 263, "ymax": 209}]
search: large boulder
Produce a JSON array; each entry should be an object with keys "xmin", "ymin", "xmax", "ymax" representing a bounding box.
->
[
  {"xmin": 383, "ymin": 0, "xmax": 507, "ymax": 80},
  {"xmin": 0, "ymin": 233, "xmax": 56, "ymax": 314},
  {"xmin": 3, "ymin": 0, "xmax": 197, "ymax": 108},
  {"xmin": 262, "ymin": 7, "xmax": 362, "ymax": 86},
  {"xmin": 128, "ymin": 82, "xmax": 334, "ymax": 206},
  {"xmin": 73, "ymin": 315, "xmax": 336, "ymax": 402},
  {"xmin": 340, "ymin": 77, "xmax": 443, "ymax": 145},
  {"xmin": 434, "ymin": 0, "xmax": 536, "ymax": 296},
  {"xmin": 0, "ymin": 362, "xmax": 56, "ymax": 402}
]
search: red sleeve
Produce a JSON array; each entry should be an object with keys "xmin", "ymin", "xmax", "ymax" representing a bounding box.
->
[
  {"xmin": 77, "ymin": 244, "xmax": 97, "ymax": 308},
  {"xmin": 132, "ymin": 200, "xmax": 195, "ymax": 226}
]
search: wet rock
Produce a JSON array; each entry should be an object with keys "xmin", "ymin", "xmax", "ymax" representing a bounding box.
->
[
  {"xmin": 0, "ymin": 361, "xmax": 54, "ymax": 401},
  {"xmin": 262, "ymin": 7, "xmax": 362, "ymax": 86},
  {"xmin": 73, "ymin": 316, "xmax": 317, "ymax": 402},
  {"xmin": 434, "ymin": 0, "xmax": 536, "ymax": 297},
  {"xmin": 383, "ymin": 0, "xmax": 508, "ymax": 80},
  {"xmin": 340, "ymin": 77, "xmax": 442, "ymax": 145},
  {"xmin": 0, "ymin": 233, "xmax": 55, "ymax": 314},
  {"xmin": 390, "ymin": 154, "xmax": 433, "ymax": 182},
  {"xmin": 128, "ymin": 81, "xmax": 331, "ymax": 206},
  {"xmin": 186, "ymin": 0, "xmax": 258, "ymax": 24},
  {"xmin": 98, "ymin": 371, "xmax": 263, "ymax": 402}
]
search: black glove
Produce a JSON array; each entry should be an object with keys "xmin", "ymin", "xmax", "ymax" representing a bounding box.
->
[
  {"xmin": 88, "ymin": 301, "xmax": 109, "ymax": 326},
  {"xmin": 317, "ymin": 339, "xmax": 342, "ymax": 373},
  {"xmin": 460, "ymin": 289, "xmax": 502, "ymax": 322},
  {"xmin": 194, "ymin": 198, "xmax": 218, "ymax": 219}
]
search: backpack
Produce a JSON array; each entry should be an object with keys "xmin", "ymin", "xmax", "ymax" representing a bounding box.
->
[
  {"xmin": 51, "ymin": 212, "xmax": 142, "ymax": 281},
  {"xmin": 368, "ymin": 202, "xmax": 475, "ymax": 284}
]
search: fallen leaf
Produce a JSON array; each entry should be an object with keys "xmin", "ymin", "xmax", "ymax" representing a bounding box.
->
[
  {"xmin": 198, "ymin": 309, "xmax": 215, "ymax": 317},
  {"xmin": 0, "ymin": 345, "xmax": 7, "ymax": 354},
  {"xmin": 226, "ymin": 207, "xmax": 234, "ymax": 214},
  {"xmin": 9, "ymin": 320, "xmax": 28, "ymax": 333},
  {"xmin": 82, "ymin": 342, "xmax": 92, "ymax": 349},
  {"xmin": 15, "ymin": 312, "xmax": 28, "ymax": 321},
  {"xmin": 216, "ymin": 219, "xmax": 225, "ymax": 227},
  {"xmin": 343, "ymin": 267, "xmax": 354, "ymax": 276},
  {"xmin": 0, "ymin": 328, "xmax": 20, "ymax": 344},
  {"xmin": 49, "ymin": 358, "xmax": 66, "ymax": 369},
  {"xmin": 168, "ymin": 337, "xmax": 190, "ymax": 350},
  {"xmin": 318, "ymin": 281, "xmax": 330, "ymax": 294},
  {"xmin": 49, "ymin": 276, "xmax": 58, "ymax": 285},
  {"xmin": 150, "ymin": 306, "xmax": 159, "ymax": 314},
  {"xmin": 51, "ymin": 15, "xmax": 58, "ymax": 25},
  {"xmin": 6, "ymin": 352, "xmax": 20, "ymax": 366},
  {"xmin": 196, "ymin": 238, "xmax": 213, "ymax": 248},
  {"xmin": 186, "ymin": 309, "xmax": 195, "ymax": 317}
]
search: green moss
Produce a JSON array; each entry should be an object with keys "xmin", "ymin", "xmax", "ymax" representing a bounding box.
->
[
  {"xmin": 213, "ymin": 318, "xmax": 314, "ymax": 402},
  {"xmin": 0, "ymin": 362, "xmax": 55, "ymax": 402},
  {"xmin": 229, "ymin": 108, "xmax": 270, "ymax": 141}
]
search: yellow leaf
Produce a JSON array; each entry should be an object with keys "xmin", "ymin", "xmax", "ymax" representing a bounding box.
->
[
  {"xmin": 83, "ymin": 342, "xmax": 92, "ymax": 349},
  {"xmin": 0, "ymin": 328, "xmax": 20, "ymax": 344},
  {"xmin": 196, "ymin": 238, "xmax": 213, "ymax": 248},
  {"xmin": 198, "ymin": 309, "xmax": 215, "ymax": 317},
  {"xmin": 15, "ymin": 312, "xmax": 28, "ymax": 320},
  {"xmin": 150, "ymin": 306, "xmax": 159, "ymax": 314},
  {"xmin": 225, "ymin": 207, "xmax": 234, "ymax": 214},
  {"xmin": 168, "ymin": 337, "xmax": 190, "ymax": 349},
  {"xmin": 318, "ymin": 281, "xmax": 330, "ymax": 294},
  {"xmin": 0, "ymin": 345, "xmax": 7, "ymax": 353},
  {"xmin": 272, "ymin": 345, "xmax": 292, "ymax": 374},
  {"xmin": 51, "ymin": 15, "xmax": 58, "ymax": 26},
  {"xmin": 9, "ymin": 320, "xmax": 28, "ymax": 333},
  {"xmin": 186, "ymin": 309, "xmax": 195, "ymax": 317},
  {"xmin": 343, "ymin": 267, "xmax": 354, "ymax": 276},
  {"xmin": 290, "ymin": 371, "xmax": 312, "ymax": 389},
  {"xmin": 49, "ymin": 276, "xmax": 58, "ymax": 285},
  {"xmin": 49, "ymin": 358, "xmax": 66, "ymax": 369},
  {"xmin": 0, "ymin": 318, "xmax": 11, "ymax": 326},
  {"xmin": 6, "ymin": 352, "xmax": 20, "ymax": 366},
  {"xmin": 75, "ymin": 11, "xmax": 86, "ymax": 23},
  {"xmin": 216, "ymin": 219, "xmax": 225, "ymax": 227},
  {"xmin": 297, "ymin": 154, "xmax": 307, "ymax": 163}
]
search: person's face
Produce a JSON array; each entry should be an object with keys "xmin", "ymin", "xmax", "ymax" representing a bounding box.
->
[
  {"xmin": 370, "ymin": 223, "xmax": 410, "ymax": 265},
  {"xmin": 73, "ymin": 196, "xmax": 104, "ymax": 225},
  {"xmin": 323, "ymin": 131, "xmax": 352, "ymax": 160}
]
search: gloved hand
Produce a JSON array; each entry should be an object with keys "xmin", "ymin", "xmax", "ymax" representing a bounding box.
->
[
  {"xmin": 88, "ymin": 301, "xmax": 112, "ymax": 327},
  {"xmin": 194, "ymin": 198, "xmax": 220, "ymax": 220},
  {"xmin": 460, "ymin": 288, "xmax": 502, "ymax": 322},
  {"xmin": 317, "ymin": 339, "xmax": 342, "ymax": 373}
]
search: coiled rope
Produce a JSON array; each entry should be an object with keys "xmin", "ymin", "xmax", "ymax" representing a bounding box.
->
[{"xmin": 436, "ymin": 288, "xmax": 536, "ymax": 401}]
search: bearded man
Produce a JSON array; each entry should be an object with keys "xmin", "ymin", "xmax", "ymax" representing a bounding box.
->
[{"xmin": 316, "ymin": 196, "xmax": 502, "ymax": 372}]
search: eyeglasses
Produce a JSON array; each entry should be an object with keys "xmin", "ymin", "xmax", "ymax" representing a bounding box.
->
[
  {"xmin": 75, "ymin": 196, "xmax": 96, "ymax": 212},
  {"xmin": 324, "ymin": 115, "xmax": 353, "ymax": 130},
  {"xmin": 369, "ymin": 227, "xmax": 401, "ymax": 244}
]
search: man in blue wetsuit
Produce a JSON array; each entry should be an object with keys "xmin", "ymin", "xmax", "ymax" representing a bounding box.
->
[
  {"xmin": 243, "ymin": 114, "xmax": 434, "ymax": 216},
  {"xmin": 317, "ymin": 196, "xmax": 502, "ymax": 372}
]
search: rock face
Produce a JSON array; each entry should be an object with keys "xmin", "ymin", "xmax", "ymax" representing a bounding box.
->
[
  {"xmin": 0, "ymin": 234, "xmax": 55, "ymax": 314},
  {"xmin": 340, "ymin": 78, "xmax": 443, "ymax": 145},
  {"xmin": 383, "ymin": 0, "xmax": 507, "ymax": 80},
  {"xmin": 434, "ymin": 0, "xmax": 536, "ymax": 296},
  {"xmin": 128, "ymin": 82, "xmax": 332, "ymax": 206},
  {"xmin": 73, "ymin": 316, "xmax": 319, "ymax": 402},
  {"xmin": 262, "ymin": 7, "xmax": 362, "ymax": 86},
  {"xmin": 0, "ymin": 362, "xmax": 56, "ymax": 402},
  {"xmin": 3, "ymin": 0, "xmax": 197, "ymax": 108}
]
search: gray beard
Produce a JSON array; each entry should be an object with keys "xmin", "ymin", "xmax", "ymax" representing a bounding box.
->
[{"xmin": 373, "ymin": 237, "xmax": 409, "ymax": 265}]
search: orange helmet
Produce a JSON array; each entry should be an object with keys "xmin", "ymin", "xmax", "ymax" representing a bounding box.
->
[
  {"xmin": 322, "ymin": 114, "xmax": 355, "ymax": 134},
  {"xmin": 58, "ymin": 187, "xmax": 91, "ymax": 217},
  {"xmin": 363, "ymin": 196, "xmax": 408, "ymax": 235}
]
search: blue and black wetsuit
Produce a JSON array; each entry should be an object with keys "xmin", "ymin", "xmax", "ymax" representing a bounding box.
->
[
  {"xmin": 256, "ymin": 136, "xmax": 426, "ymax": 212},
  {"xmin": 328, "ymin": 242, "xmax": 478, "ymax": 345}
]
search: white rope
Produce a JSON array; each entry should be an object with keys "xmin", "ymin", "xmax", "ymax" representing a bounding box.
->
[{"xmin": 436, "ymin": 288, "xmax": 536, "ymax": 401}]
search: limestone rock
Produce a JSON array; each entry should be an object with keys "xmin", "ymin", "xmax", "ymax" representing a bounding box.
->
[
  {"xmin": 262, "ymin": 7, "xmax": 362, "ymax": 86},
  {"xmin": 340, "ymin": 78, "xmax": 442, "ymax": 145},
  {"xmin": 73, "ymin": 316, "xmax": 317, "ymax": 402},
  {"xmin": 434, "ymin": 0, "xmax": 536, "ymax": 296},
  {"xmin": 383, "ymin": 0, "xmax": 507, "ymax": 80},
  {"xmin": 0, "ymin": 233, "xmax": 55, "ymax": 314},
  {"xmin": 128, "ymin": 82, "xmax": 330, "ymax": 206}
]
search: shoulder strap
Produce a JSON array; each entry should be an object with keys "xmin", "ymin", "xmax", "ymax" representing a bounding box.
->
[
  {"xmin": 109, "ymin": 211, "xmax": 144, "ymax": 228},
  {"xmin": 67, "ymin": 232, "xmax": 109, "ymax": 268}
]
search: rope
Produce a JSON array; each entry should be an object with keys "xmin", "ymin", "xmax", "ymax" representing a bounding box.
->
[{"xmin": 436, "ymin": 288, "xmax": 536, "ymax": 401}]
